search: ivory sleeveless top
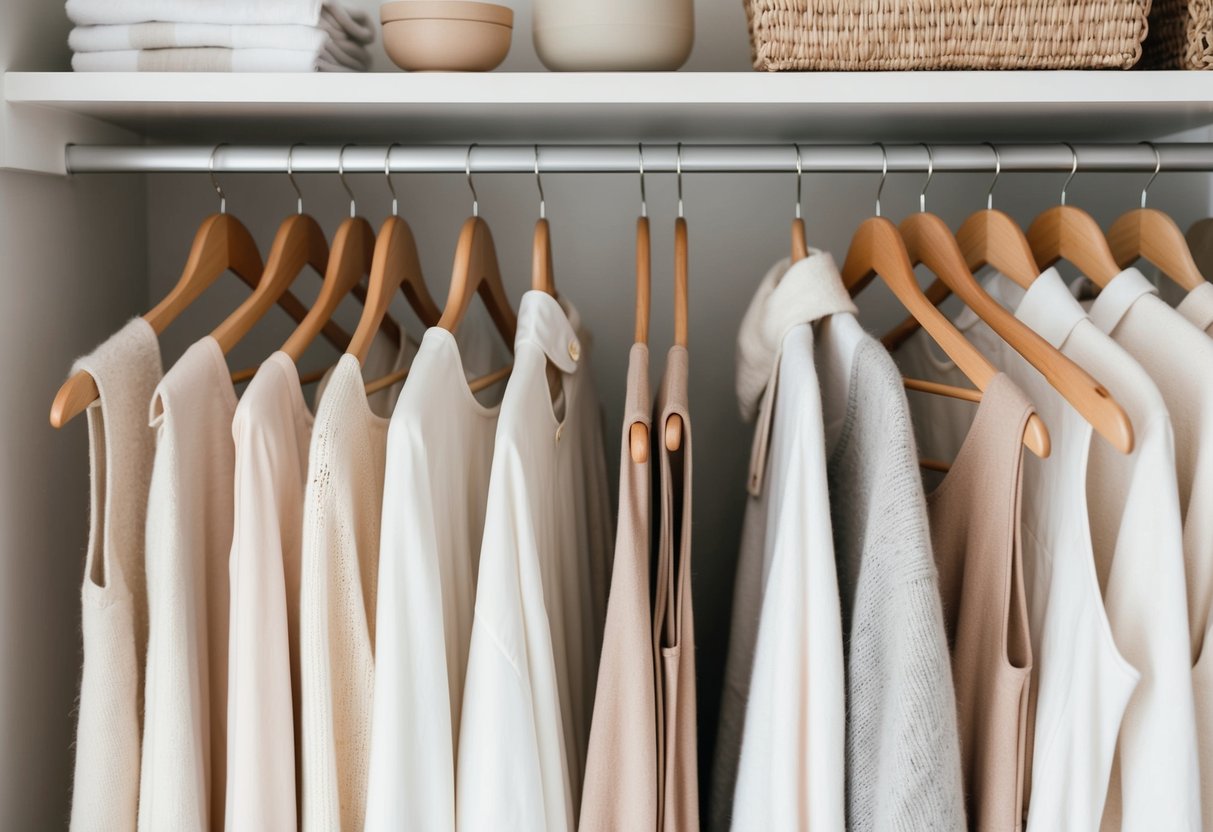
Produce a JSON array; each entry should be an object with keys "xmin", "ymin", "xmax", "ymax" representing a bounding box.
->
[{"xmin": 927, "ymin": 373, "xmax": 1034, "ymax": 831}]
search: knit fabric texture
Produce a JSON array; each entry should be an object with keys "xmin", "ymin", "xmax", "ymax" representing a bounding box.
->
[
  {"xmin": 824, "ymin": 334, "xmax": 966, "ymax": 832},
  {"xmin": 69, "ymin": 318, "xmax": 162, "ymax": 831}
]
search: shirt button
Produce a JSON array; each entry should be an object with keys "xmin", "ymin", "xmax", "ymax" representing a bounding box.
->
[
  {"xmin": 555, "ymin": 423, "xmax": 565, "ymax": 443},
  {"xmin": 568, "ymin": 340, "xmax": 580, "ymax": 362}
]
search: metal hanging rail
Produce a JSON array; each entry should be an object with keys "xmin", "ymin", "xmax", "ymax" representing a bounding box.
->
[{"xmin": 64, "ymin": 142, "xmax": 1213, "ymax": 175}]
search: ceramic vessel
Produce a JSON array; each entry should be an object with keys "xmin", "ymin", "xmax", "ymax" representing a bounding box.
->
[
  {"xmin": 381, "ymin": 0, "xmax": 513, "ymax": 71},
  {"xmin": 532, "ymin": 0, "xmax": 693, "ymax": 71}
]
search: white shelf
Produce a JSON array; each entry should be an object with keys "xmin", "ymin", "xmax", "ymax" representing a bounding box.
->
[{"xmin": 6, "ymin": 70, "xmax": 1213, "ymax": 174}]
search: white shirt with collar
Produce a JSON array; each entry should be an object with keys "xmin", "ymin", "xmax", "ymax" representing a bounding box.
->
[
  {"xmin": 1179, "ymin": 281, "xmax": 1213, "ymax": 335},
  {"xmin": 714, "ymin": 254, "xmax": 853, "ymax": 832},
  {"xmin": 456, "ymin": 290, "xmax": 611, "ymax": 832},
  {"xmin": 1087, "ymin": 267, "xmax": 1209, "ymax": 830}
]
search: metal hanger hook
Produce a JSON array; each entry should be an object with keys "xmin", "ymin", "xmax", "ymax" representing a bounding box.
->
[
  {"xmin": 384, "ymin": 142, "xmax": 400, "ymax": 216},
  {"xmin": 984, "ymin": 142, "xmax": 1001, "ymax": 210},
  {"xmin": 1139, "ymin": 141, "xmax": 1162, "ymax": 209},
  {"xmin": 676, "ymin": 142, "xmax": 684, "ymax": 219},
  {"xmin": 466, "ymin": 143, "xmax": 479, "ymax": 218},
  {"xmin": 919, "ymin": 143, "xmax": 934, "ymax": 213},
  {"xmin": 534, "ymin": 144, "xmax": 546, "ymax": 221},
  {"xmin": 1061, "ymin": 142, "xmax": 1079, "ymax": 207},
  {"xmin": 209, "ymin": 143, "xmax": 229, "ymax": 214},
  {"xmin": 874, "ymin": 143, "xmax": 888, "ymax": 218},
  {"xmin": 794, "ymin": 143, "xmax": 803, "ymax": 220},
  {"xmin": 286, "ymin": 143, "xmax": 305, "ymax": 215},
  {"xmin": 638, "ymin": 143, "xmax": 647, "ymax": 219},
  {"xmin": 338, "ymin": 143, "xmax": 356, "ymax": 219}
]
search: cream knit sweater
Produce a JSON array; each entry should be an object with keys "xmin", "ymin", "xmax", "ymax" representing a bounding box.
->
[{"xmin": 69, "ymin": 318, "xmax": 162, "ymax": 831}]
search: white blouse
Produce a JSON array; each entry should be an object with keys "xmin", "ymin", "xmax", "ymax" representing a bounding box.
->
[{"xmin": 456, "ymin": 291, "xmax": 612, "ymax": 832}]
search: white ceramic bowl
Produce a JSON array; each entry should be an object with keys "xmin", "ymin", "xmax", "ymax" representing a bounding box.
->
[{"xmin": 381, "ymin": 0, "xmax": 513, "ymax": 71}]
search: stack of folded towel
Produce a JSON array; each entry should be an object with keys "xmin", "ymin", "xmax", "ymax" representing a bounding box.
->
[{"xmin": 66, "ymin": 0, "xmax": 375, "ymax": 72}]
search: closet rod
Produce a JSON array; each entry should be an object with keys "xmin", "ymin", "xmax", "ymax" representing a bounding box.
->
[{"xmin": 65, "ymin": 142, "xmax": 1213, "ymax": 175}]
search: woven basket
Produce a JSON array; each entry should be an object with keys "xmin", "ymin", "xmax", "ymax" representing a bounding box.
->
[
  {"xmin": 1140, "ymin": 0, "xmax": 1213, "ymax": 68},
  {"xmin": 744, "ymin": 1, "xmax": 1151, "ymax": 71}
]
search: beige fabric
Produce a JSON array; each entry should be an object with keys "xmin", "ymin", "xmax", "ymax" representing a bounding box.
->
[
  {"xmin": 69, "ymin": 318, "xmax": 162, "ymax": 831},
  {"xmin": 926, "ymin": 373, "xmax": 1034, "ymax": 831},
  {"xmin": 140, "ymin": 336, "xmax": 236, "ymax": 831},
  {"xmin": 653, "ymin": 346, "xmax": 699, "ymax": 832},
  {"xmin": 580, "ymin": 343, "xmax": 658, "ymax": 832}
]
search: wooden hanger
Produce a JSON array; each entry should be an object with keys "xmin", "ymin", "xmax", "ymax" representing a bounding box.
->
[
  {"xmin": 665, "ymin": 146, "xmax": 689, "ymax": 454},
  {"xmin": 436, "ymin": 146, "xmax": 517, "ymax": 344},
  {"xmin": 50, "ymin": 147, "xmax": 339, "ymax": 427},
  {"xmin": 1026, "ymin": 143, "xmax": 1122, "ymax": 288},
  {"xmin": 532, "ymin": 146, "xmax": 557, "ymax": 296},
  {"xmin": 630, "ymin": 147, "xmax": 652, "ymax": 464},
  {"xmin": 899, "ymin": 151, "xmax": 1136, "ymax": 454},
  {"xmin": 842, "ymin": 146, "xmax": 1049, "ymax": 460},
  {"xmin": 792, "ymin": 143, "xmax": 809, "ymax": 262},
  {"xmin": 1107, "ymin": 142, "xmax": 1208, "ymax": 292},
  {"xmin": 281, "ymin": 163, "xmax": 376, "ymax": 362}
]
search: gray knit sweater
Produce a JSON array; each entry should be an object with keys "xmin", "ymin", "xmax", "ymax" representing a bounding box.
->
[{"xmin": 822, "ymin": 326, "xmax": 966, "ymax": 832}]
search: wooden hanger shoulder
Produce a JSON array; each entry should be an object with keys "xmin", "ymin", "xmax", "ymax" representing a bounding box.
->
[
  {"xmin": 630, "ymin": 215, "xmax": 651, "ymax": 465},
  {"xmin": 665, "ymin": 216, "xmax": 689, "ymax": 453},
  {"xmin": 281, "ymin": 215, "xmax": 373, "ymax": 362},
  {"xmin": 437, "ymin": 216, "xmax": 517, "ymax": 347},
  {"xmin": 532, "ymin": 217, "xmax": 556, "ymax": 296},
  {"xmin": 1108, "ymin": 207, "xmax": 1207, "ymax": 291},
  {"xmin": 1027, "ymin": 205, "xmax": 1121, "ymax": 287}
]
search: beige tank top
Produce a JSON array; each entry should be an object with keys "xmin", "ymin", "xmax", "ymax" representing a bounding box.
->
[{"xmin": 926, "ymin": 372, "xmax": 1034, "ymax": 831}]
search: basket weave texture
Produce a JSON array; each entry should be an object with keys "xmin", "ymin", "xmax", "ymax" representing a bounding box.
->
[
  {"xmin": 1141, "ymin": 0, "xmax": 1213, "ymax": 68},
  {"xmin": 744, "ymin": 1, "xmax": 1151, "ymax": 71}
]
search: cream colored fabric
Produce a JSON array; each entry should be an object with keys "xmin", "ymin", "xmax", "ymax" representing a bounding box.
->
[
  {"xmin": 364, "ymin": 320, "xmax": 507, "ymax": 832},
  {"xmin": 69, "ymin": 318, "xmax": 162, "ymax": 832},
  {"xmin": 1088, "ymin": 267, "xmax": 1213, "ymax": 831},
  {"xmin": 925, "ymin": 373, "xmax": 1034, "ymax": 831},
  {"xmin": 653, "ymin": 346, "xmax": 699, "ymax": 832},
  {"xmin": 580, "ymin": 343, "xmax": 658, "ymax": 832},
  {"xmin": 1178, "ymin": 281, "xmax": 1213, "ymax": 334},
  {"xmin": 140, "ymin": 336, "xmax": 236, "ymax": 831},
  {"xmin": 224, "ymin": 352, "xmax": 313, "ymax": 832},
  {"xmin": 714, "ymin": 255, "xmax": 855, "ymax": 832},
  {"xmin": 457, "ymin": 291, "xmax": 612, "ymax": 832},
  {"xmin": 300, "ymin": 335, "xmax": 413, "ymax": 832}
]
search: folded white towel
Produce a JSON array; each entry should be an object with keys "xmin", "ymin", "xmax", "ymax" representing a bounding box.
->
[
  {"xmin": 68, "ymin": 21, "xmax": 372, "ymax": 68},
  {"xmin": 72, "ymin": 47, "xmax": 358, "ymax": 72},
  {"xmin": 65, "ymin": 0, "xmax": 372, "ymax": 36}
]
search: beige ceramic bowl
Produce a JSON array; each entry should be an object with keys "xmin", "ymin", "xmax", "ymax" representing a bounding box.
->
[{"xmin": 381, "ymin": 0, "xmax": 513, "ymax": 71}]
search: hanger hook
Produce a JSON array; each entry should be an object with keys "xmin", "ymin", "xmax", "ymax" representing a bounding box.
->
[
  {"xmin": 984, "ymin": 142, "xmax": 1001, "ymax": 210},
  {"xmin": 338, "ymin": 144, "xmax": 356, "ymax": 219},
  {"xmin": 286, "ymin": 143, "xmax": 306, "ymax": 215},
  {"xmin": 466, "ymin": 143, "xmax": 479, "ymax": 218},
  {"xmin": 209, "ymin": 143, "xmax": 228, "ymax": 214},
  {"xmin": 874, "ymin": 143, "xmax": 888, "ymax": 218},
  {"xmin": 384, "ymin": 142, "xmax": 400, "ymax": 216},
  {"xmin": 534, "ymin": 144, "xmax": 546, "ymax": 221},
  {"xmin": 676, "ymin": 142, "xmax": 684, "ymax": 219},
  {"xmin": 794, "ymin": 143, "xmax": 803, "ymax": 220},
  {"xmin": 1061, "ymin": 142, "xmax": 1079, "ymax": 207},
  {"xmin": 638, "ymin": 143, "xmax": 647, "ymax": 219},
  {"xmin": 1139, "ymin": 141, "xmax": 1162, "ymax": 209},
  {"xmin": 919, "ymin": 143, "xmax": 934, "ymax": 213}
]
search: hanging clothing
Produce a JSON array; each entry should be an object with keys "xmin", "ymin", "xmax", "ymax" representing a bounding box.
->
[
  {"xmin": 364, "ymin": 319, "xmax": 508, "ymax": 832},
  {"xmin": 140, "ymin": 336, "xmax": 236, "ymax": 831},
  {"xmin": 456, "ymin": 291, "xmax": 612, "ymax": 832},
  {"xmin": 818, "ymin": 305, "xmax": 965, "ymax": 832},
  {"xmin": 1086, "ymin": 267, "xmax": 1211, "ymax": 831},
  {"xmin": 1178, "ymin": 281, "xmax": 1213, "ymax": 334},
  {"xmin": 652, "ymin": 345, "xmax": 698, "ymax": 832},
  {"xmin": 224, "ymin": 352, "xmax": 313, "ymax": 832},
  {"xmin": 68, "ymin": 318, "xmax": 161, "ymax": 832},
  {"xmin": 300, "ymin": 334, "xmax": 414, "ymax": 832},
  {"xmin": 580, "ymin": 342, "xmax": 657, "ymax": 832},
  {"xmin": 713, "ymin": 255, "xmax": 853, "ymax": 832},
  {"xmin": 924, "ymin": 373, "xmax": 1035, "ymax": 830}
]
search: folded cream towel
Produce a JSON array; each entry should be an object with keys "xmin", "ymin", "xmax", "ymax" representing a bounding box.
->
[
  {"xmin": 68, "ymin": 21, "xmax": 372, "ymax": 69},
  {"xmin": 72, "ymin": 47, "xmax": 359, "ymax": 72},
  {"xmin": 65, "ymin": 0, "xmax": 371, "ymax": 36}
]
